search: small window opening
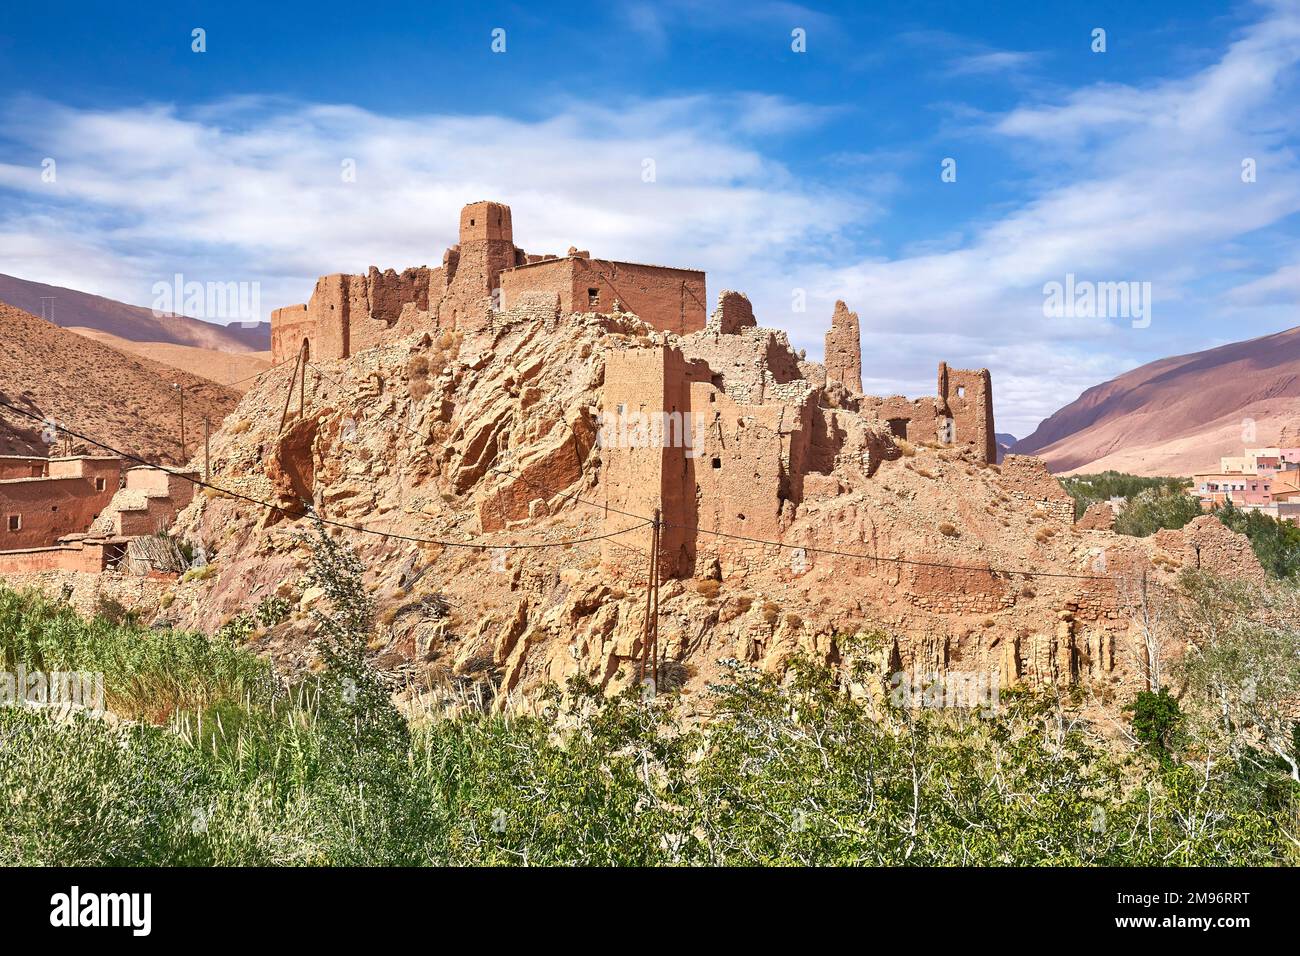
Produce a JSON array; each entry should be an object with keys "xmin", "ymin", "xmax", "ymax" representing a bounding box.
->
[
  {"xmin": 470, "ymin": 218, "xmax": 476, "ymax": 226},
  {"xmin": 956, "ymin": 385, "xmax": 966, "ymax": 398},
  {"xmin": 588, "ymin": 287, "xmax": 600, "ymax": 308},
  {"xmin": 711, "ymin": 457, "xmax": 722, "ymax": 469},
  {"xmin": 7, "ymin": 515, "xmax": 20, "ymax": 532},
  {"xmin": 95, "ymin": 477, "xmax": 106, "ymax": 492}
]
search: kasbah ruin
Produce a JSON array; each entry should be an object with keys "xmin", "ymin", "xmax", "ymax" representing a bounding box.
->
[{"xmin": 1, "ymin": 200, "xmax": 1267, "ymax": 709}]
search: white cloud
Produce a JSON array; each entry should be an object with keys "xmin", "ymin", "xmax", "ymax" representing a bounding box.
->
[
  {"xmin": 0, "ymin": 92, "xmax": 865, "ymax": 322},
  {"xmin": 1, "ymin": 3, "xmax": 1298, "ymax": 438}
]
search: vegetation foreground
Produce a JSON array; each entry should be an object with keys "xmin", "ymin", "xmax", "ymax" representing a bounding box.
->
[{"xmin": 0, "ymin": 525, "xmax": 1297, "ymax": 867}]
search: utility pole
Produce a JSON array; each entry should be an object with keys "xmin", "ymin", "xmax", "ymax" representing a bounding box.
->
[
  {"xmin": 173, "ymin": 383, "xmax": 186, "ymax": 461},
  {"xmin": 639, "ymin": 507, "xmax": 662, "ymax": 689},
  {"xmin": 651, "ymin": 508, "xmax": 661, "ymax": 688},
  {"xmin": 203, "ymin": 418, "xmax": 211, "ymax": 481},
  {"xmin": 278, "ymin": 341, "xmax": 305, "ymax": 435}
]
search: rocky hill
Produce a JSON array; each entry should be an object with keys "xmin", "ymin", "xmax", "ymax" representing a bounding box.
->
[
  {"xmin": 134, "ymin": 299, "xmax": 1255, "ymax": 708},
  {"xmin": 0, "ymin": 302, "xmax": 243, "ymax": 464},
  {"xmin": 1014, "ymin": 325, "xmax": 1300, "ymax": 476}
]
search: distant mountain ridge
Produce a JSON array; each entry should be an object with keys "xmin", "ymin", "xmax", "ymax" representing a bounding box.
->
[
  {"xmin": 0, "ymin": 272, "xmax": 270, "ymax": 352},
  {"xmin": 1013, "ymin": 325, "xmax": 1300, "ymax": 477},
  {"xmin": 0, "ymin": 301, "xmax": 241, "ymax": 465}
]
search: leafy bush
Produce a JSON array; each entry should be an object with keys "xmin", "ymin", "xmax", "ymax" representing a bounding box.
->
[
  {"xmin": 0, "ymin": 553, "xmax": 1296, "ymax": 866},
  {"xmin": 1060, "ymin": 471, "xmax": 1190, "ymax": 521},
  {"xmin": 1113, "ymin": 487, "xmax": 1204, "ymax": 537},
  {"xmin": 1127, "ymin": 689, "xmax": 1183, "ymax": 761}
]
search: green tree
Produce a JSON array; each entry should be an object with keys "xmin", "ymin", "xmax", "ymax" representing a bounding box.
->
[{"xmin": 1174, "ymin": 571, "xmax": 1300, "ymax": 781}]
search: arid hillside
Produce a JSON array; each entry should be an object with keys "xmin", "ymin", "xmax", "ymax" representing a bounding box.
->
[
  {"xmin": 1014, "ymin": 325, "xmax": 1300, "ymax": 476},
  {"xmin": 0, "ymin": 272, "xmax": 270, "ymax": 352},
  {"xmin": 0, "ymin": 302, "xmax": 243, "ymax": 464},
  {"xmin": 68, "ymin": 327, "xmax": 272, "ymax": 393},
  {"xmin": 146, "ymin": 301, "xmax": 1251, "ymax": 708}
]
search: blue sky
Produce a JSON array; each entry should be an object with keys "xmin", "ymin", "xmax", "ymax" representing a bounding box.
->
[{"xmin": 1, "ymin": 0, "xmax": 1297, "ymax": 435}]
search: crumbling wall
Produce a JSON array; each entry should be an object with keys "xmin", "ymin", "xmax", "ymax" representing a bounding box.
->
[
  {"xmin": 998, "ymin": 454, "xmax": 1075, "ymax": 522},
  {"xmin": 824, "ymin": 300, "xmax": 863, "ymax": 395},
  {"xmin": 706, "ymin": 290, "xmax": 757, "ymax": 335},
  {"xmin": 938, "ymin": 362, "xmax": 996, "ymax": 464},
  {"xmin": 859, "ymin": 395, "xmax": 942, "ymax": 442},
  {"xmin": 1076, "ymin": 501, "xmax": 1116, "ymax": 531},
  {"xmin": 1153, "ymin": 514, "xmax": 1267, "ymax": 581},
  {"xmin": 271, "ymin": 304, "xmax": 312, "ymax": 365}
]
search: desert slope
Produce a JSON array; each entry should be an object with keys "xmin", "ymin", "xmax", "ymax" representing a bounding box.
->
[
  {"xmin": 1014, "ymin": 325, "xmax": 1300, "ymax": 476},
  {"xmin": 67, "ymin": 327, "xmax": 272, "ymax": 393},
  {"xmin": 0, "ymin": 302, "xmax": 243, "ymax": 465},
  {"xmin": 0, "ymin": 272, "xmax": 270, "ymax": 352}
]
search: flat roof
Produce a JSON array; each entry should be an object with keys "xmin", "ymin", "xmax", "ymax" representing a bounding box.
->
[
  {"xmin": 501, "ymin": 254, "xmax": 705, "ymax": 275},
  {"xmin": 0, "ymin": 455, "xmax": 120, "ymax": 462}
]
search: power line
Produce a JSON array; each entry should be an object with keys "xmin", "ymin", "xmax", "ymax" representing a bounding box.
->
[
  {"xmin": 0, "ymin": 396, "xmax": 650, "ymax": 552},
  {"xmin": 306, "ymin": 360, "xmax": 1114, "ymax": 582},
  {"xmin": 217, "ymin": 363, "xmax": 282, "ymax": 389}
]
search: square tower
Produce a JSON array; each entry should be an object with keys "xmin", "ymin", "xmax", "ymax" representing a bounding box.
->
[{"xmin": 459, "ymin": 201, "xmax": 513, "ymax": 243}]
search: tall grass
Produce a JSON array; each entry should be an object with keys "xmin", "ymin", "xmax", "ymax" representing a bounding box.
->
[
  {"xmin": 0, "ymin": 525, "xmax": 1295, "ymax": 866},
  {"xmin": 0, "ymin": 589, "xmax": 269, "ymax": 722}
]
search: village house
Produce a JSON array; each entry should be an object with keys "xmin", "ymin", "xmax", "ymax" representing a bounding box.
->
[
  {"xmin": 0, "ymin": 455, "xmax": 198, "ymax": 574},
  {"xmin": 1218, "ymin": 446, "xmax": 1300, "ymax": 476},
  {"xmin": 1194, "ymin": 466, "xmax": 1300, "ymax": 523}
]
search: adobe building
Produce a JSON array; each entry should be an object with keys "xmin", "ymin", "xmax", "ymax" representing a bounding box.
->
[
  {"xmin": 0, "ymin": 456, "xmax": 122, "ymax": 550},
  {"xmin": 599, "ymin": 291, "xmax": 997, "ymax": 576},
  {"xmin": 270, "ymin": 201, "xmax": 706, "ymax": 364},
  {"xmin": 0, "ymin": 456, "xmax": 198, "ymax": 575}
]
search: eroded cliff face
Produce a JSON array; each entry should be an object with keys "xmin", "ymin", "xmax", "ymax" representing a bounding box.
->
[{"xmin": 134, "ymin": 297, "xmax": 1262, "ymax": 710}]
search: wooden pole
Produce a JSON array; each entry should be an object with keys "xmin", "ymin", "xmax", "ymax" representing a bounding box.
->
[
  {"xmin": 277, "ymin": 345, "xmax": 304, "ymax": 435},
  {"xmin": 299, "ymin": 347, "xmax": 306, "ymax": 420},
  {"xmin": 203, "ymin": 418, "xmax": 211, "ymax": 481},
  {"xmin": 651, "ymin": 508, "xmax": 661, "ymax": 688},
  {"xmin": 640, "ymin": 515, "xmax": 658, "ymax": 688},
  {"xmin": 176, "ymin": 384, "xmax": 187, "ymax": 461}
]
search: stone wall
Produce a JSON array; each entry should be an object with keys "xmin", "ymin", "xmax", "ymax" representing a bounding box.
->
[
  {"xmin": 998, "ymin": 454, "xmax": 1076, "ymax": 523},
  {"xmin": 824, "ymin": 300, "xmax": 863, "ymax": 395},
  {"xmin": 938, "ymin": 363, "xmax": 996, "ymax": 464}
]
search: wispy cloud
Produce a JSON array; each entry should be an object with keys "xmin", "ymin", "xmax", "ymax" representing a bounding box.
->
[
  {"xmin": 0, "ymin": 4, "xmax": 1297, "ymax": 437},
  {"xmin": 946, "ymin": 50, "xmax": 1041, "ymax": 77},
  {"xmin": 0, "ymin": 90, "xmax": 866, "ymax": 322}
]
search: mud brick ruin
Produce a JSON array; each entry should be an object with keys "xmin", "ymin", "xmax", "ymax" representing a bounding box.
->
[
  {"xmin": 272, "ymin": 200, "xmax": 708, "ymax": 364},
  {"xmin": 271, "ymin": 204, "xmax": 999, "ymax": 580},
  {"xmin": 189, "ymin": 200, "xmax": 1267, "ymax": 699}
]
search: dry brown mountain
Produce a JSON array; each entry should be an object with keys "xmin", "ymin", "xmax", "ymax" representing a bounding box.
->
[
  {"xmin": 0, "ymin": 272, "xmax": 270, "ymax": 353},
  {"xmin": 67, "ymin": 328, "xmax": 272, "ymax": 394},
  {"xmin": 1014, "ymin": 325, "xmax": 1300, "ymax": 476},
  {"xmin": 0, "ymin": 302, "xmax": 242, "ymax": 465}
]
